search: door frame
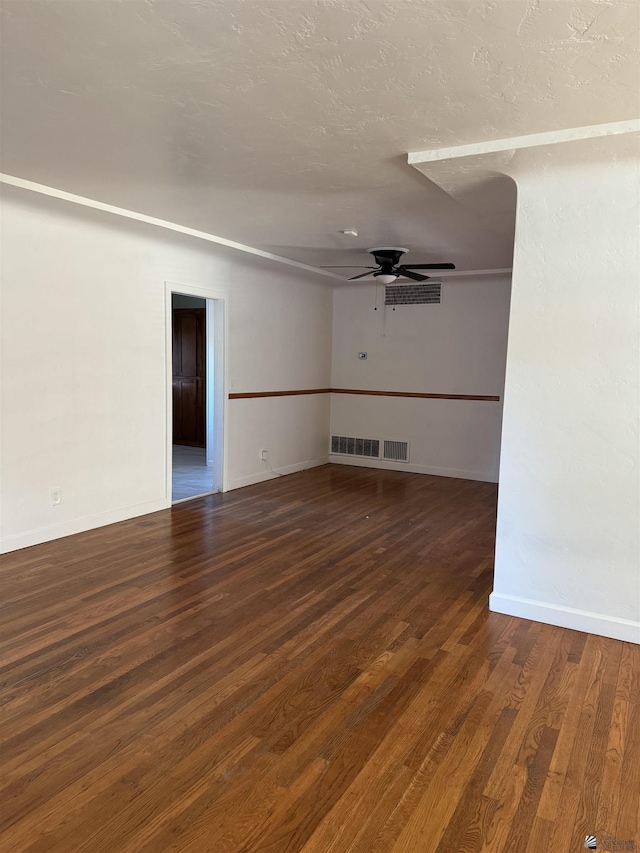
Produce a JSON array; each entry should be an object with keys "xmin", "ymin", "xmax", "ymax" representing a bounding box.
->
[{"xmin": 164, "ymin": 280, "xmax": 228, "ymax": 504}]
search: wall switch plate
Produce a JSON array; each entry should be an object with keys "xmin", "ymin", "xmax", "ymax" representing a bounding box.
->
[
  {"xmin": 50, "ymin": 487, "xmax": 62, "ymax": 506},
  {"xmin": 358, "ymin": 352, "xmax": 367, "ymax": 359}
]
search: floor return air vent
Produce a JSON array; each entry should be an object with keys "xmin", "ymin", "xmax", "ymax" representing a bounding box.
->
[
  {"xmin": 331, "ymin": 436, "xmax": 410, "ymax": 462},
  {"xmin": 331, "ymin": 435, "xmax": 380, "ymax": 458},
  {"xmin": 383, "ymin": 440, "xmax": 409, "ymax": 462}
]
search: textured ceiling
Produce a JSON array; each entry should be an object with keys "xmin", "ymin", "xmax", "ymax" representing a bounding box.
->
[{"xmin": 1, "ymin": 0, "xmax": 638, "ymax": 275}]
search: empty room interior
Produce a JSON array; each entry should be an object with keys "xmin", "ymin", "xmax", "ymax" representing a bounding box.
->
[{"xmin": 0, "ymin": 2, "xmax": 639, "ymax": 851}]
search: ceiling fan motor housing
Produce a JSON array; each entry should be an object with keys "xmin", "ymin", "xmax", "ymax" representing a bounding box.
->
[{"xmin": 368, "ymin": 247, "xmax": 408, "ymax": 269}]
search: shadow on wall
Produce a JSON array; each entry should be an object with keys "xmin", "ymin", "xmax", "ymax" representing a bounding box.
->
[{"xmin": 452, "ymin": 174, "xmax": 518, "ymax": 248}]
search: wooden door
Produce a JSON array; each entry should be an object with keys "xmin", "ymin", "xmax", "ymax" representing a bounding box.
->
[{"xmin": 172, "ymin": 308, "xmax": 206, "ymax": 447}]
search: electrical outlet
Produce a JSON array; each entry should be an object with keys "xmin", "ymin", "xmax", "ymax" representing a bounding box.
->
[
  {"xmin": 50, "ymin": 487, "xmax": 62, "ymax": 506},
  {"xmin": 260, "ymin": 449, "xmax": 268, "ymax": 461}
]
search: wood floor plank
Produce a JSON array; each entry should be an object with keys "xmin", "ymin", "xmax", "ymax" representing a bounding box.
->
[{"xmin": 1, "ymin": 464, "xmax": 637, "ymax": 852}]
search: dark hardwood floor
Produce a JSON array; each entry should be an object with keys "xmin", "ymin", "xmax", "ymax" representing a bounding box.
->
[{"xmin": 1, "ymin": 464, "xmax": 638, "ymax": 852}]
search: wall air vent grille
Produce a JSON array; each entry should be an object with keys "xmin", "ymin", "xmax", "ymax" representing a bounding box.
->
[
  {"xmin": 331, "ymin": 435, "xmax": 380, "ymax": 458},
  {"xmin": 383, "ymin": 440, "xmax": 409, "ymax": 462},
  {"xmin": 385, "ymin": 282, "xmax": 441, "ymax": 306}
]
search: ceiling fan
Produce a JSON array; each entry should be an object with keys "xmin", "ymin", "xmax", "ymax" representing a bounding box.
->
[{"xmin": 322, "ymin": 247, "xmax": 455, "ymax": 283}]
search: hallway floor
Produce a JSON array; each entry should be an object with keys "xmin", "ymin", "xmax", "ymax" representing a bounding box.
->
[{"xmin": 172, "ymin": 444, "xmax": 213, "ymax": 501}]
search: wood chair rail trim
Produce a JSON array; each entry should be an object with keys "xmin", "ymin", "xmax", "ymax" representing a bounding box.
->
[{"xmin": 229, "ymin": 388, "xmax": 500, "ymax": 401}]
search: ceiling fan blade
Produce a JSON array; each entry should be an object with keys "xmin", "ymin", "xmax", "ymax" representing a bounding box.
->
[
  {"xmin": 397, "ymin": 269, "xmax": 429, "ymax": 282},
  {"xmin": 320, "ymin": 265, "xmax": 377, "ymax": 269},
  {"xmin": 400, "ymin": 263, "xmax": 456, "ymax": 270},
  {"xmin": 348, "ymin": 270, "xmax": 378, "ymax": 281}
]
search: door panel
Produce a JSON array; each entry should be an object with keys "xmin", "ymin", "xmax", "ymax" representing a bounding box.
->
[{"xmin": 172, "ymin": 308, "xmax": 206, "ymax": 447}]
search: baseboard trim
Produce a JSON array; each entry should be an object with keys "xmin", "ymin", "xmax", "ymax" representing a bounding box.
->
[
  {"xmin": 328, "ymin": 455, "xmax": 498, "ymax": 483},
  {"xmin": 0, "ymin": 498, "xmax": 169, "ymax": 554},
  {"xmin": 227, "ymin": 456, "xmax": 330, "ymax": 491},
  {"xmin": 489, "ymin": 592, "xmax": 640, "ymax": 645}
]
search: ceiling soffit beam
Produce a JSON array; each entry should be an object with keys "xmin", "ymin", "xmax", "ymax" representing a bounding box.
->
[
  {"xmin": 408, "ymin": 121, "xmax": 640, "ymax": 256},
  {"xmin": 408, "ymin": 121, "xmax": 640, "ymax": 168}
]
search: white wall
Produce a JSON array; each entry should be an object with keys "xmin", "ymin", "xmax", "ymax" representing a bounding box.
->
[
  {"xmin": 491, "ymin": 158, "xmax": 640, "ymax": 644},
  {"xmin": 330, "ymin": 276, "xmax": 511, "ymax": 481},
  {"xmin": 0, "ymin": 187, "xmax": 332, "ymax": 552}
]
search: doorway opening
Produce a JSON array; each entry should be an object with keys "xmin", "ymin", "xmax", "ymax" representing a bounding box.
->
[{"xmin": 167, "ymin": 287, "xmax": 225, "ymax": 503}]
